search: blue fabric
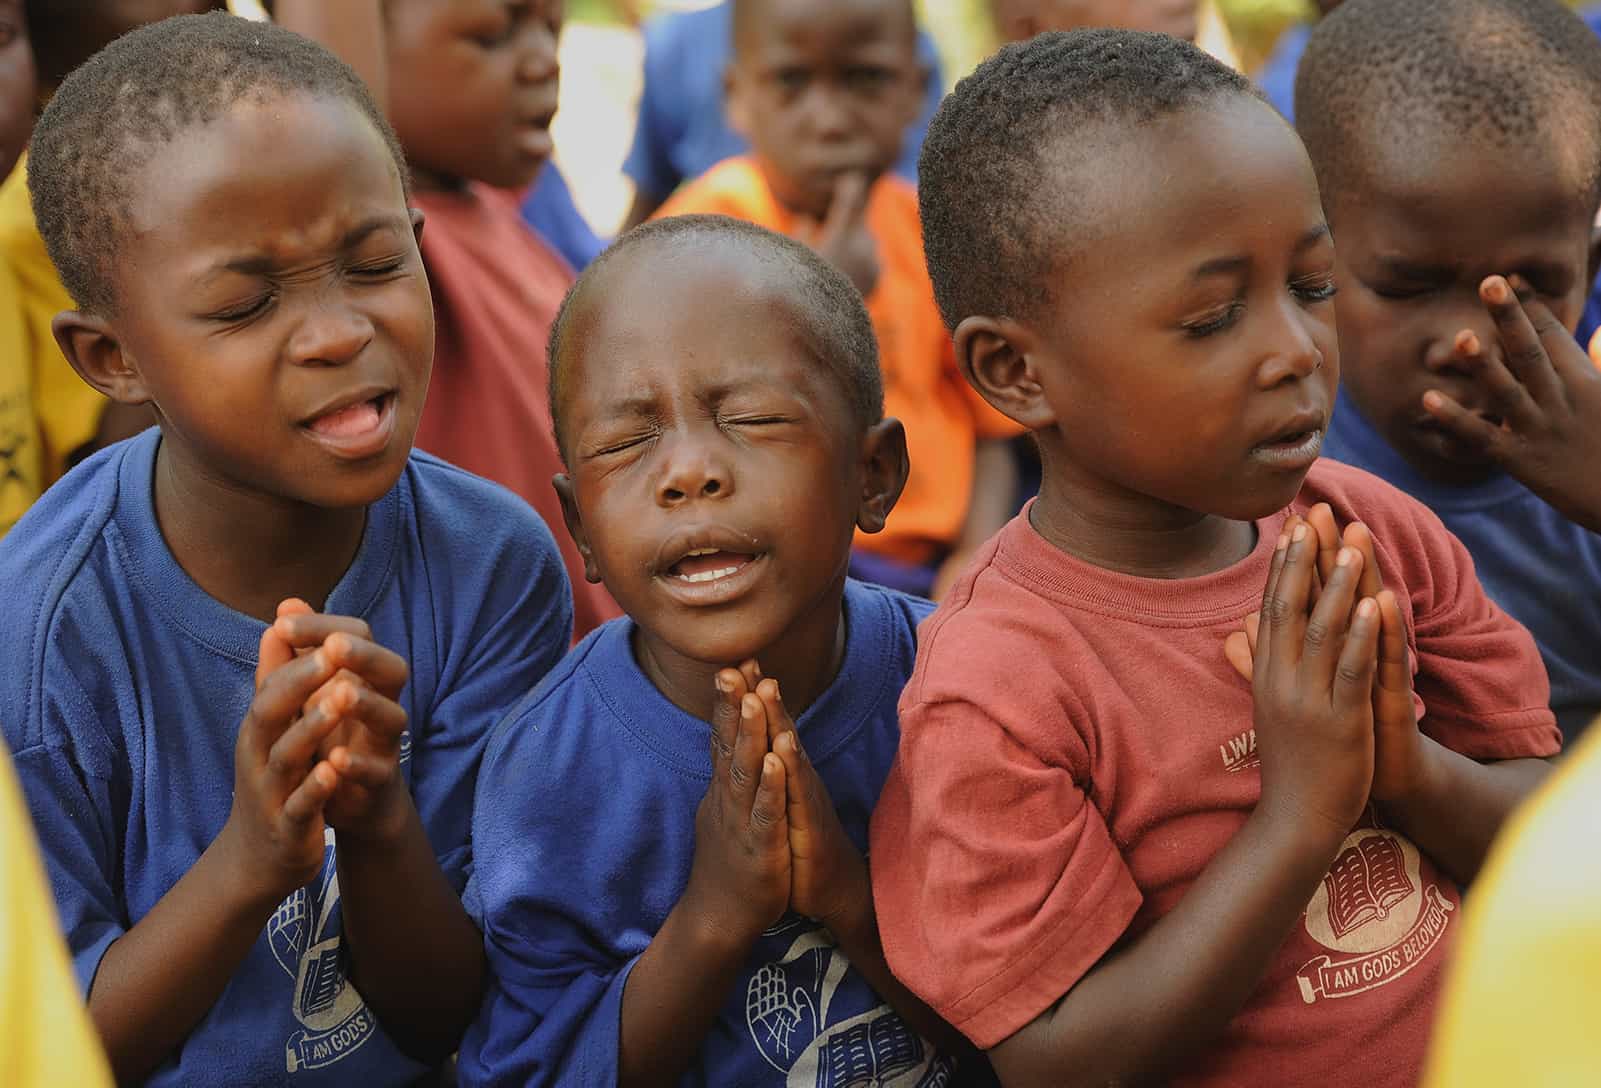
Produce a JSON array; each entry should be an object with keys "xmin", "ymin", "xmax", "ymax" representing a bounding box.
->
[
  {"xmin": 1322, "ymin": 389, "xmax": 1601, "ymax": 741},
  {"xmin": 0, "ymin": 429, "xmax": 573, "ymax": 1087},
  {"xmin": 521, "ymin": 161, "xmax": 605, "ymax": 272},
  {"xmin": 1256, "ymin": 23, "xmax": 1308, "ymax": 122},
  {"xmin": 460, "ymin": 580, "xmax": 967, "ymax": 1086},
  {"xmin": 622, "ymin": 1, "xmax": 945, "ymax": 200}
]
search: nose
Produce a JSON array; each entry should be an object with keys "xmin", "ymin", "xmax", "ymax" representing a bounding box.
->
[
  {"xmin": 1256, "ymin": 295, "xmax": 1326, "ymax": 389},
  {"xmin": 655, "ymin": 431, "xmax": 735, "ymax": 508},
  {"xmin": 287, "ymin": 295, "xmax": 374, "ymax": 367},
  {"xmin": 805, "ymin": 84, "xmax": 855, "ymax": 141},
  {"xmin": 516, "ymin": 19, "xmax": 560, "ymax": 84}
]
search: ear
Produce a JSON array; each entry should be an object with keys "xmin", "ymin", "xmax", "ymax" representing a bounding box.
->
[
  {"xmin": 854, "ymin": 416, "xmax": 909, "ymax": 535},
  {"xmin": 724, "ymin": 62, "xmax": 752, "ymax": 142},
  {"xmin": 952, "ymin": 315, "xmax": 1055, "ymax": 430},
  {"xmin": 410, "ymin": 206, "xmax": 426, "ymax": 245},
  {"xmin": 52, "ymin": 311, "xmax": 152, "ymax": 406},
  {"xmin": 553, "ymin": 473, "xmax": 605, "ymax": 584}
]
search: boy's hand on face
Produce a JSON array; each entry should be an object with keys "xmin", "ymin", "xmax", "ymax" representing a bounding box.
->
[
  {"xmin": 1250, "ymin": 517, "xmax": 1380, "ymax": 840},
  {"xmin": 270, "ymin": 604, "xmax": 414, "ymax": 845},
  {"xmin": 224, "ymin": 619, "xmax": 352, "ymax": 905},
  {"xmin": 756, "ymin": 679, "xmax": 871, "ymax": 935},
  {"xmin": 791, "ymin": 171, "xmax": 880, "ymax": 297},
  {"xmin": 683, "ymin": 667, "xmax": 791, "ymax": 948},
  {"xmin": 1422, "ymin": 274, "xmax": 1601, "ymax": 532}
]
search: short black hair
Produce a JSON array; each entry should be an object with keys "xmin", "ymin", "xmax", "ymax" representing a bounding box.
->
[
  {"xmin": 918, "ymin": 29, "xmax": 1258, "ymax": 330},
  {"xmin": 28, "ymin": 11, "xmax": 406, "ymax": 316},
  {"xmin": 1296, "ymin": 0, "xmax": 1601, "ymax": 211},
  {"xmin": 548, "ymin": 214, "xmax": 883, "ymax": 462}
]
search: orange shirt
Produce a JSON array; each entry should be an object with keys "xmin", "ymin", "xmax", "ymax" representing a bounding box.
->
[{"xmin": 655, "ymin": 157, "xmax": 1020, "ymax": 565}]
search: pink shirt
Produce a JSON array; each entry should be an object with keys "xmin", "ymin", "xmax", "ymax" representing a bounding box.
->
[
  {"xmin": 412, "ymin": 184, "xmax": 619, "ymax": 640},
  {"xmin": 870, "ymin": 460, "xmax": 1558, "ymax": 1085}
]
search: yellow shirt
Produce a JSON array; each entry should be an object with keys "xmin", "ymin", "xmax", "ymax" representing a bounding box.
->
[
  {"xmin": 0, "ymin": 157, "xmax": 108, "ymax": 518},
  {"xmin": 0, "ymin": 743, "xmax": 113, "ymax": 1086},
  {"xmin": 1423, "ymin": 725, "xmax": 1601, "ymax": 1086},
  {"xmin": 0, "ymin": 252, "xmax": 43, "ymax": 534}
]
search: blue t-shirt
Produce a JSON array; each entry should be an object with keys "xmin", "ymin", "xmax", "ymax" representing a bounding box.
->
[
  {"xmin": 0, "ymin": 429, "xmax": 573, "ymax": 1086},
  {"xmin": 522, "ymin": 161, "xmax": 604, "ymax": 272},
  {"xmin": 1323, "ymin": 389, "xmax": 1601, "ymax": 741},
  {"xmin": 459, "ymin": 580, "xmax": 967, "ymax": 1086},
  {"xmin": 622, "ymin": 1, "xmax": 944, "ymax": 201}
]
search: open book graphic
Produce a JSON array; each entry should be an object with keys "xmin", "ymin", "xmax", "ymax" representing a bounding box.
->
[
  {"xmin": 1322, "ymin": 835, "xmax": 1414, "ymax": 940},
  {"xmin": 817, "ymin": 1014, "xmax": 924, "ymax": 1087}
]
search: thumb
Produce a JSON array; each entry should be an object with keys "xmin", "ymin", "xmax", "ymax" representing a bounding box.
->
[
  {"xmin": 817, "ymin": 171, "xmax": 871, "ymax": 248},
  {"xmin": 256, "ymin": 623, "xmax": 295, "ymax": 690}
]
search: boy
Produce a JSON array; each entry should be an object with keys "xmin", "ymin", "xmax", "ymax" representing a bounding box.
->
[
  {"xmin": 870, "ymin": 30, "xmax": 1559, "ymax": 1087},
  {"xmin": 654, "ymin": 0, "xmax": 1021, "ymax": 600},
  {"xmin": 1296, "ymin": 0, "xmax": 1601, "ymax": 741},
  {"xmin": 383, "ymin": 0, "xmax": 619, "ymax": 638},
  {"xmin": 459, "ymin": 215, "xmax": 974, "ymax": 1086},
  {"xmin": 4, "ymin": 14, "xmax": 571, "ymax": 1084}
]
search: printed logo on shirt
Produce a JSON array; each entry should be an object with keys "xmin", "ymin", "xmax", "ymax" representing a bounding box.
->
[
  {"xmin": 1218, "ymin": 727, "xmax": 1259, "ymax": 773},
  {"xmin": 1296, "ymin": 828, "xmax": 1454, "ymax": 1003},
  {"xmin": 268, "ymin": 828, "xmax": 379, "ymax": 1072},
  {"xmin": 747, "ymin": 916, "xmax": 956, "ymax": 1087}
]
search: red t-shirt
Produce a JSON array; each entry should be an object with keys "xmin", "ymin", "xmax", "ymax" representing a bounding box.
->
[
  {"xmin": 869, "ymin": 460, "xmax": 1559, "ymax": 1086},
  {"xmin": 412, "ymin": 184, "xmax": 619, "ymax": 640}
]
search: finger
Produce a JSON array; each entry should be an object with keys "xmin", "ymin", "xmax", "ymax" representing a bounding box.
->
[
  {"xmin": 1224, "ymin": 630, "xmax": 1254, "ymax": 682},
  {"xmin": 265, "ymin": 700, "xmax": 346, "ymax": 785},
  {"xmin": 709, "ymin": 669, "xmax": 748, "ymax": 772},
  {"xmin": 1264, "ymin": 522, "xmax": 1316, "ymax": 668},
  {"xmin": 1307, "ymin": 503, "xmax": 1341, "ymax": 588},
  {"xmin": 1511, "ymin": 281, "xmax": 1601, "ymax": 391},
  {"xmin": 273, "ymin": 613, "xmax": 376, "ymax": 653},
  {"xmin": 774, "ymin": 730, "xmax": 812, "ymax": 837},
  {"xmin": 1331, "ymin": 597, "xmax": 1380, "ymax": 713},
  {"xmin": 817, "ymin": 171, "xmax": 871, "ymax": 248},
  {"xmin": 256, "ymin": 622, "xmax": 296, "ymax": 691},
  {"xmin": 1446, "ymin": 327, "xmax": 1541, "ymax": 432},
  {"xmin": 1254, "ymin": 522, "xmax": 1296, "ymax": 679},
  {"xmin": 748, "ymin": 752, "xmax": 787, "ymax": 838},
  {"xmin": 738, "ymin": 659, "xmax": 764, "ymax": 693},
  {"xmin": 728, "ymin": 692, "xmax": 768, "ymax": 807},
  {"xmin": 1374, "ymin": 590, "xmax": 1412, "ymax": 699},
  {"xmin": 1342, "ymin": 522, "xmax": 1384, "ymax": 603},
  {"xmin": 275, "ymin": 598, "xmax": 315, "ymax": 621},
  {"xmin": 307, "ymin": 678, "xmax": 409, "ymax": 747},
  {"xmin": 1421, "ymin": 389, "xmax": 1505, "ymax": 455},
  {"xmin": 244, "ymin": 649, "xmax": 343, "ymax": 758},
  {"xmin": 326, "ymin": 746, "xmax": 397, "ymax": 791},
  {"xmin": 1304, "ymin": 546, "xmax": 1364, "ymax": 687},
  {"xmin": 318, "ymin": 633, "xmax": 408, "ymax": 699},
  {"xmin": 756, "ymin": 679, "xmax": 796, "ymax": 748},
  {"xmin": 281, "ymin": 761, "xmax": 340, "ymax": 828},
  {"xmin": 1481, "ymin": 275, "xmax": 1563, "ymax": 413}
]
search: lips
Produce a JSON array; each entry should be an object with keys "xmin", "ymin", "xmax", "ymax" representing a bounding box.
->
[
  {"xmin": 299, "ymin": 388, "xmax": 397, "ymax": 459},
  {"xmin": 668, "ymin": 548, "xmax": 757, "ymax": 584},
  {"xmin": 1254, "ymin": 408, "xmax": 1327, "ymax": 451},
  {"xmin": 652, "ymin": 526, "xmax": 768, "ymax": 603}
]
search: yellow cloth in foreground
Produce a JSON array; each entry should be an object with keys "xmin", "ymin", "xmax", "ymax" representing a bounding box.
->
[
  {"xmin": 0, "ymin": 158, "xmax": 107, "ymax": 524},
  {"xmin": 0, "ymin": 743, "xmax": 112, "ymax": 1086},
  {"xmin": 1423, "ymin": 724, "xmax": 1601, "ymax": 1086}
]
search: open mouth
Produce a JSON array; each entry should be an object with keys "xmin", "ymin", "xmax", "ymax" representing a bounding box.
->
[{"xmin": 666, "ymin": 548, "xmax": 758, "ymax": 585}]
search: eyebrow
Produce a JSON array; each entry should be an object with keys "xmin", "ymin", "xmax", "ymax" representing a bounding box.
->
[
  {"xmin": 200, "ymin": 214, "xmax": 412, "ymax": 280},
  {"xmin": 1191, "ymin": 224, "xmax": 1331, "ymax": 280}
]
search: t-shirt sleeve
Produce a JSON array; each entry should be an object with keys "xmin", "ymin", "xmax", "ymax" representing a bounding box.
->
[
  {"xmin": 10, "ymin": 739, "xmax": 125, "ymax": 996},
  {"xmin": 412, "ymin": 512, "xmax": 574, "ymax": 891},
  {"xmin": 1398, "ymin": 507, "xmax": 1561, "ymax": 760},
  {"xmin": 869, "ymin": 697, "xmax": 1142, "ymax": 1049}
]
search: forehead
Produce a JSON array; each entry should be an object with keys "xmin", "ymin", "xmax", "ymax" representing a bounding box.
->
[
  {"xmin": 564, "ymin": 243, "xmax": 847, "ymax": 415},
  {"xmin": 736, "ymin": 0, "xmax": 916, "ymax": 61},
  {"xmin": 1330, "ymin": 129, "xmax": 1594, "ymax": 265},
  {"xmin": 122, "ymin": 92, "xmax": 408, "ymax": 269},
  {"xmin": 1050, "ymin": 96, "xmax": 1324, "ymax": 282}
]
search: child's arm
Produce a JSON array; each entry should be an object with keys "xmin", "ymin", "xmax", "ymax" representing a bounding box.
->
[
  {"xmin": 268, "ymin": 606, "xmax": 488, "ymax": 1062},
  {"xmin": 1422, "ymin": 274, "xmax": 1601, "ymax": 532},
  {"xmin": 616, "ymin": 669, "xmax": 792, "ymax": 1087},
  {"xmin": 757, "ymin": 679, "xmax": 973, "ymax": 1056},
  {"xmin": 992, "ymin": 523, "xmax": 1381, "ymax": 1088},
  {"xmin": 1354, "ymin": 590, "xmax": 1552, "ymax": 885},
  {"xmin": 84, "ymin": 622, "xmax": 350, "ymax": 1083}
]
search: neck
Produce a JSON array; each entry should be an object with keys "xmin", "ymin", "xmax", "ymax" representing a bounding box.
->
[
  {"xmin": 407, "ymin": 164, "xmax": 467, "ymax": 194},
  {"xmin": 152, "ymin": 434, "xmax": 369, "ymax": 623},
  {"xmin": 1030, "ymin": 449, "xmax": 1257, "ymax": 580},
  {"xmin": 633, "ymin": 582, "xmax": 850, "ymax": 725}
]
